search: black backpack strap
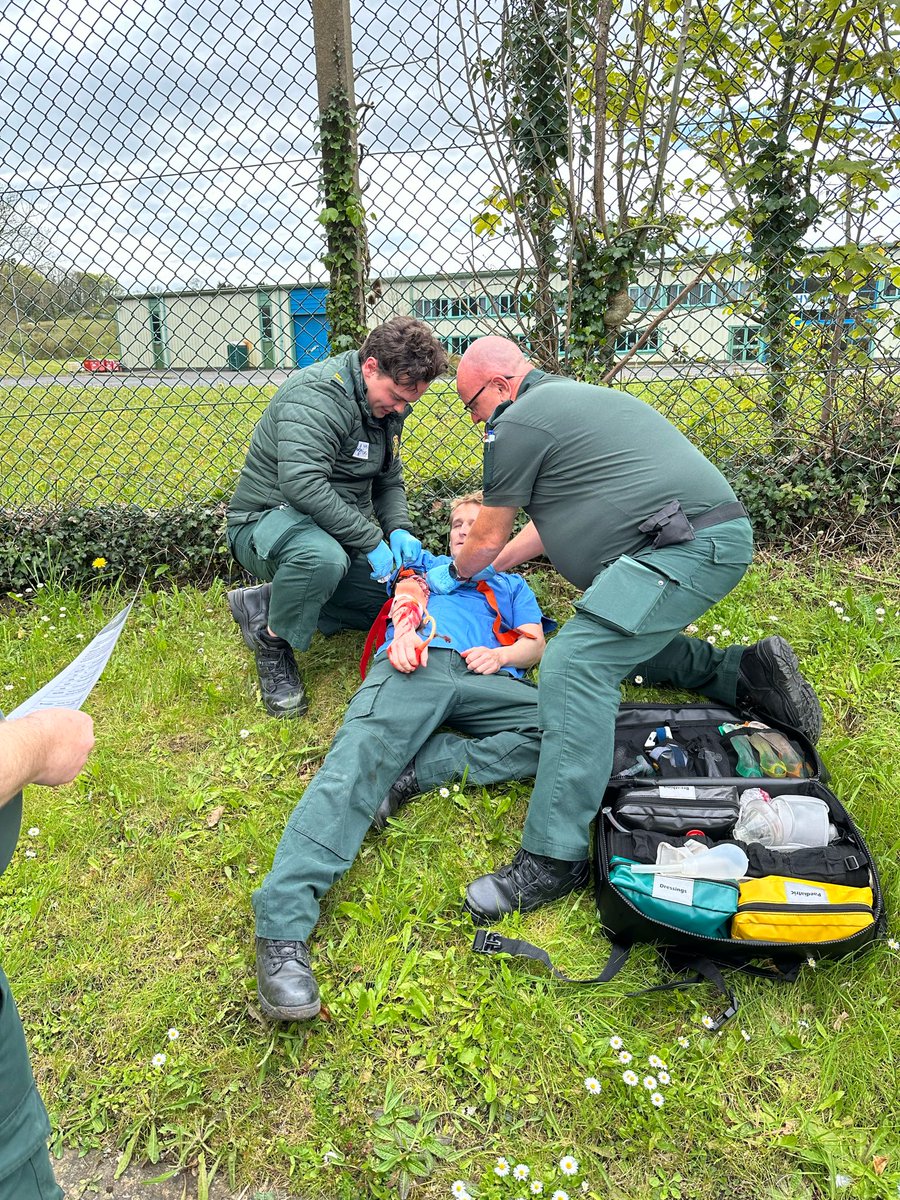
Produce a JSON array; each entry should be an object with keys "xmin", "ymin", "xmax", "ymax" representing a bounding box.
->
[
  {"xmin": 473, "ymin": 932, "xmax": 741, "ymax": 1029},
  {"xmin": 472, "ymin": 929, "xmax": 632, "ymax": 984}
]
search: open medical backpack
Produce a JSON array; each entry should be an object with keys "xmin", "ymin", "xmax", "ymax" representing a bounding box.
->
[{"xmin": 472, "ymin": 703, "xmax": 886, "ymax": 1028}]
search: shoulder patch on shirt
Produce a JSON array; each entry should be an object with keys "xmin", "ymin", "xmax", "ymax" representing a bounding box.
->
[
  {"xmin": 333, "ymin": 371, "xmax": 344, "ymax": 383},
  {"xmin": 353, "ymin": 441, "xmax": 369, "ymax": 460}
]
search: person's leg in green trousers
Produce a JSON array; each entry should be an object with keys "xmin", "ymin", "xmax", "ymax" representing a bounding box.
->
[
  {"xmin": 627, "ymin": 632, "xmax": 744, "ymax": 701},
  {"xmin": 0, "ymin": 968, "xmax": 62, "ymax": 1200},
  {"xmin": 253, "ymin": 653, "xmax": 542, "ymax": 942},
  {"xmin": 521, "ymin": 522, "xmax": 753, "ymax": 862},
  {"xmin": 229, "ymin": 517, "xmax": 386, "ymax": 650},
  {"xmin": 0, "ymin": 1149, "xmax": 63, "ymax": 1200}
]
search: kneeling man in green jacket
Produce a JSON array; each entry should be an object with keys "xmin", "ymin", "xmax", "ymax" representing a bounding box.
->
[{"xmin": 226, "ymin": 317, "xmax": 448, "ymax": 718}]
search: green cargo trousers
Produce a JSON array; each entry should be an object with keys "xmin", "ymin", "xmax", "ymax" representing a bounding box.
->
[
  {"xmin": 0, "ymin": 967, "xmax": 62, "ymax": 1200},
  {"xmin": 228, "ymin": 513, "xmax": 388, "ymax": 650},
  {"xmin": 253, "ymin": 652, "xmax": 542, "ymax": 941},
  {"xmin": 522, "ymin": 519, "xmax": 754, "ymax": 861}
]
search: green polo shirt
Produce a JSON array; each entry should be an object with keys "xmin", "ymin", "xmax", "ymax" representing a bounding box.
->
[{"xmin": 482, "ymin": 371, "xmax": 737, "ymax": 590}]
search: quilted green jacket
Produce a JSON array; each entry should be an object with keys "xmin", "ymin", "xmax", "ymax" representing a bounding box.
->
[{"xmin": 228, "ymin": 350, "xmax": 413, "ymax": 553}]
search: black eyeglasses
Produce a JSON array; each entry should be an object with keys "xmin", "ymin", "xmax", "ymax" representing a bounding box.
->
[{"xmin": 461, "ymin": 375, "xmax": 514, "ymax": 412}]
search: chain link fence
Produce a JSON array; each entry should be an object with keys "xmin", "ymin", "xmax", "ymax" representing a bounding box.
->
[{"xmin": 1, "ymin": 0, "xmax": 899, "ymax": 548}]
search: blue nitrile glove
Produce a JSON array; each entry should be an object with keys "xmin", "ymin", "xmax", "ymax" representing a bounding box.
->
[
  {"xmin": 389, "ymin": 528, "xmax": 422, "ymax": 568},
  {"xmin": 366, "ymin": 539, "xmax": 395, "ymax": 582},
  {"xmin": 425, "ymin": 563, "xmax": 462, "ymax": 595},
  {"xmin": 471, "ymin": 564, "xmax": 498, "ymax": 583}
]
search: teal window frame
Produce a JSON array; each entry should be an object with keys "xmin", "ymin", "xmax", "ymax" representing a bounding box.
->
[
  {"xmin": 615, "ymin": 328, "xmax": 662, "ymax": 353},
  {"xmin": 728, "ymin": 324, "xmax": 762, "ymax": 363}
]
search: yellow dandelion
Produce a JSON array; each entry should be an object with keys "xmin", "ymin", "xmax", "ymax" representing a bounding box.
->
[{"xmin": 92, "ymin": 557, "xmax": 107, "ymax": 569}]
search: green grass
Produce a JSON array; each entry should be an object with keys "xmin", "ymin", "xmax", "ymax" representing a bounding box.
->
[
  {"xmin": 0, "ymin": 379, "xmax": 485, "ymax": 508},
  {"xmin": 4, "ymin": 367, "xmax": 892, "ymax": 513},
  {"xmin": 1, "ymin": 554, "xmax": 898, "ymax": 1199}
]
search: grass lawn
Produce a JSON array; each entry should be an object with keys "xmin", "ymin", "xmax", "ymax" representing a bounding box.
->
[
  {"xmin": 1, "ymin": 553, "xmax": 898, "ymax": 1200},
  {"xmin": 0, "ymin": 370, "xmax": 849, "ymax": 511},
  {"xmin": 0, "ymin": 379, "xmax": 486, "ymax": 509}
]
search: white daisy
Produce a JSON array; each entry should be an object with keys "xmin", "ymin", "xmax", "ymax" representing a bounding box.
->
[
  {"xmin": 530, "ymin": 1183, "xmax": 544, "ymax": 1195},
  {"xmin": 633, "ymin": 675, "xmax": 643, "ymax": 684},
  {"xmin": 650, "ymin": 1092, "xmax": 665, "ymax": 1108},
  {"xmin": 888, "ymin": 937, "xmax": 899, "ymax": 950},
  {"xmin": 514, "ymin": 1164, "xmax": 530, "ymax": 1181},
  {"xmin": 27, "ymin": 827, "xmax": 39, "ymax": 837},
  {"xmin": 584, "ymin": 1077, "xmax": 602, "ymax": 1094},
  {"xmin": 239, "ymin": 729, "xmax": 250, "ymax": 739},
  {"xmin": 551, "ymin": 1192, "xmax": 569, "ymax": 1200},
  {"xmin": 658, "ymin": 1070, "xmax": 671, "ymax": 1085},
  {"xmin": 495, "ymin": 1158, "xmax": 510, "ymax": 1177},
  {"xmin": 439, "ymin": 787, "xmax": 451, "ymax": 798},
  {"xmin": 648, "ymin": 1054, "xmax": 664, "ymax": 1069},
  {"xmin": 451, "ymin": 1182, "xmax": 469, "ymax": 1198},
  {"xmin": 643, "ymin": 1076, "xmax": 657, "ymax": 1090},
  {"xmin": 622, "ymin": 1070, "xmax": 639, "ymax": 1086},
  {"xmin": 677, "ymin": 1036, "xmax": 690, "ymax": 1048},
  {"xmin": 701, "ymin": 1014, "xmax": 715, "ymax": 1029},
  {"xmin": 609, "ymin": 1035, "xmax": 624, "ymax": 1050},
  {"xmin": 167, "ymin": 1028, "xmax": 180, "ymax": 1040},
  {"xmin": 617, "ymin": 1050, "xmax": 632, "ymax": 1064},
  {"xmin": 559, "ymin": 1156, "xmax": 578, "ymax": 1176},
  {"xmin": 24, "ymin": 848, "xmax": 36, "ymax": 859},
  {"xmin": 151, "ymin": 1052, "xmax": 167, "ymax": 1069}
]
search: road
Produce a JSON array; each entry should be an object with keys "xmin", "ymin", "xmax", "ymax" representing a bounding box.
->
[{"xmin": 0, "ymin": 369, "xmax": 293, "ymax": 390}]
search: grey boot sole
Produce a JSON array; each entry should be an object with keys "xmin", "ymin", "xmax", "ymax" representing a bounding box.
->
[{"xmin": 257, "ymin": 988, "xmax": 321, "ymax": 1022}]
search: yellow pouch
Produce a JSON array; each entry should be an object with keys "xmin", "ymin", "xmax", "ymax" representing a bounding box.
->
[{"xmin": 732, "ymin": 875, "xmax": 874, "ymax": 944}]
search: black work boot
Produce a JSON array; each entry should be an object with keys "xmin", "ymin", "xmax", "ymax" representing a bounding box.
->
[
  {"xmin": 253, "ymin": 631, "xmax": 308, "ymax": 719},
  {"xmin": 256, "ymin": 937, "xmax": 320, "ymax": 1021},
  {"xmin": 371, "ymin": 760, "xmax": 420, "ymax": 832},
  {"xmin": 227, "ymin": 582, "xmax": 272, "ymax": 650},
  {"xmin": 737, "ymin": 635, "xmax": 822, "ymax": 744},
  {"xmin": 464, "ymin": 849, "xmax": 590, "ymax": 925}
]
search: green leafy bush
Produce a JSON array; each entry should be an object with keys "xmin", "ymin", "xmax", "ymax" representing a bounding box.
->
[{"xmin": 0, "ymin": 502, "xmax": 233, "ymax": 592}]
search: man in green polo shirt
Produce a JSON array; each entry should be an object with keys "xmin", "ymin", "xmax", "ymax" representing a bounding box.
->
[
  {"xmin": 430, "ymin": 336, "xmax": 821, "ymax": 923},
  {"xmin": 0, "ymin": 708, "xmax": 94, "ymax": 1200}
]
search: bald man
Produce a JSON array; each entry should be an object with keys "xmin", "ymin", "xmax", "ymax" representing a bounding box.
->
[{"xmin": 431, "ymin": 337, "xmax": 821, "ymax": 925}]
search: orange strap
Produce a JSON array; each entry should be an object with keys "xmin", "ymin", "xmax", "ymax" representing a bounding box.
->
[{"xmin": 476, "ymin": 580, "xmax": 537, "ymax": 646}]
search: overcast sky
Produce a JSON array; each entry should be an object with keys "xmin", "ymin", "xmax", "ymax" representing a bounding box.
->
[
  {"xmin": 1, "ymin": 0, "xmax": 897, "ymax": 293},
  {"xmin": 0, "ymin": 0, "xmax": 518, "ymax": 290}
]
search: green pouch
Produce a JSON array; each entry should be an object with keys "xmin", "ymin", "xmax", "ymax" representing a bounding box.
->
[
  {"xmin": 250, "ymin": 505, "xmax": 308, "ymax": 559},
  {"xmin": 609, "ymin": 856, "xmax": 738, "ymax": 939},
  {"xmin": 575, "ymin": 555, "xmax": 672, "ymax": 635}
]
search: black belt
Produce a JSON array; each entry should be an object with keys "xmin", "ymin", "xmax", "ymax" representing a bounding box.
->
[{"xmin": 690, "ymin": 501, "xmax": 749, "ymax": 531}]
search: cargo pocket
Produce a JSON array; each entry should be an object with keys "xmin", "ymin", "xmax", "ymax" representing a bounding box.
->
[
  {"xmin": 250, "ymin": 505, "xmax": 307, "ymax": 560},
  {"xmin": 575, "ymin": 555, "xmax": 672, "ymax": 636}
]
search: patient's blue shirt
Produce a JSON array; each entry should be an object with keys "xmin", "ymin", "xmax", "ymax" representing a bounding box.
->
[{"xmin": 376, "ymin": 551, "xmax": 549, "ymax": 678}]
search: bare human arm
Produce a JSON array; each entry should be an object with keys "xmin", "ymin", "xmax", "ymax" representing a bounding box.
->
[
  {"xmin": 0, "ymin": 709, "xmax": 95, "ymax": 807},
  {"xmin": 461, "ymin": 621, "xmax": 545, "ymax": 675},
  {"xmin": 491, "ymin": 521, "xmax": 545, "ymax": 573}
]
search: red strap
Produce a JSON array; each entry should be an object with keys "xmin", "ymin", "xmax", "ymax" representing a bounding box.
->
[
  {"xmin": 359, "ymin": 567, "xmax": 425, "ymax": 679},
  {"xmin": 476, "ymin": 580, "xmax": 537, "ymax": 646},
  {"xmin": 359, "ymin": 596, "xmax": 394, "ymax": 679}
]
